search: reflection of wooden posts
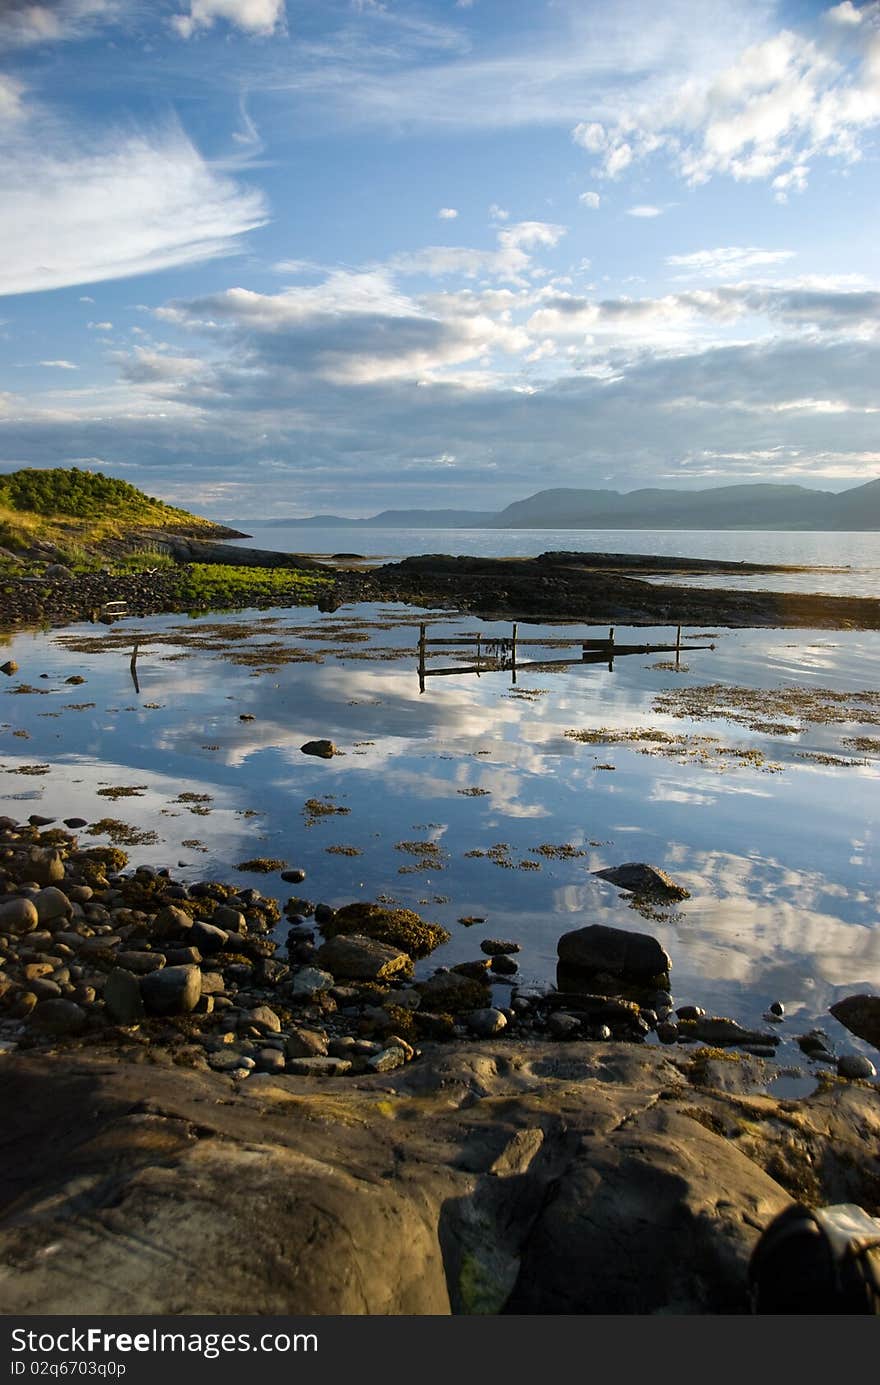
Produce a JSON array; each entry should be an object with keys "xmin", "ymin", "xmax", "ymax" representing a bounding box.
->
[
  {"xmin": 475, "ymin": 633, "xmax": 482, "ymax": 677},
  {"xmin": 675, "ymin": 624, "xmax": 682, "ymax": 669},
  {"xmin": 511, "ymin": 623, "xmax": 518, "ymax": 685},
  {"xmin": 608, "ymin": 626, "xmax": 615, "ymax": 672},
  {"xmin": 418, "ymin": 624, "xmax": 426, "ymax": 694},
  {"xmin": 130, "ymin": 642, "xmax": 140, "ymax": 695}
]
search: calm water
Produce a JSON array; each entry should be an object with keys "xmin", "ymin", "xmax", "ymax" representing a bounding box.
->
[
  {"xmin": 229, "ymin": 525, "xmax": 880, "ymax": 597},
  {"xmin": 1, "ymin": 602, "xmax": 878, "ymax": 1068}
]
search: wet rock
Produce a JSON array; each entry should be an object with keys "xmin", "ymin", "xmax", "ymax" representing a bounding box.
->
[
  {"xmin": 190, "ymin": 921, "xmax": 228, "ymax": 955},
  {"xmin": 139, "ymin": 965, "xmax": 201, "ymax": 1016},
  {"xmin": 30, "ymin": 999, "xmax": 87, "ymax": 1036},
  {"xmin": 28, "ymin": 815, "xmax": 55, "ymax": 828},
  {"xmin": 452, "ymin": 960, "xmax": 492, "ymax": 981},
  {"xmin": 593, "ymin": 862, "xmax": 689, "ymax": 899},
  {"xmin": 300, "ymin": 739, "xmax": 338, "ymax": 759},
  {"xmin": 837, "ymin": 1054, "xmax": 876, "ymax": 1081},
  {"xmin": 284, "ymin": 1028, "xmax": 329, "ymax": 1059},
  {"xmin": 281, "ymin": 869, "xmax": 307, "ymax": 884},
  {"xmin": 18, "ymin": 849, "xmax": 65, "ymax": 888},
  {"xmin": 255, "ymin": 1048, "xmax": 286, "ymax": 1074},
  {"xmin": 211, "ymin": 906, "xmax": 247, "ymax": 932},
  {"xmin": 104, "ymin": 969, "xmax": 146, "ymax": 1025},
  {"xmin": 288, "ymin": 967, "xmax": 334, "ymax": 999},
  {"xmin": 0, "ymin": 660, "xmax": 18, "ymax": 676},
  {"xmin": 548, "ymin": 1012, "xmax": 581, "ymax": 1039},
  {"xmin": 678, "ymin": 1016, "xmax": 780, "ymax": 1048},
  {"xmin": 0, "ymin": 897, "xmax": 38, "ymax": 935},
  {"xmin": 676, "ymin": 1005, "xmax": 705, "ymax": 1021},
  {"xmin": 151, "ymin": 905, "xmax": 193, "ymax": 939},
  {"xmin": 797, "ymin": 1029, "xmax": 835, "ymax": 1062},
  {"xmin": 557, "ymin": 924, "xmax": 671, "ymax": 982},
  {"xmin": 114, "ymin": 951, "xmax": 165, "ymax": 975},
  {"xmin": 480, "ymin": 939, "xmax": 521, "ymax": 956},
  {"xmin": 63, "ymin": 818, "xmax": 88, "ymax": 830},
  {"xmin": 829, "ymin": 994, "xmax": 880, "ymax": 1051},
  {"xmin": 287, "ymin": 1056, "xmax": 352, "ymax": 1076},
  {"xmin": 466, "ymin": 1007, "xmax": 508, "ymax": 1038},
  {"xmin": 490, "ymin": 955, "xmax": 518, "ymax": 977},
  {"xmin": 247, "ymin": 1005, "xmax": 282, "ymax": 1035},
  {"xmin": 768, "ymin": 1001, "xmax": 785, "ymax": 1018},
  {"xmin": 316, "ymin": 934, "xmax": 413, "ymax": 982},
  {"xmin": 367, "ymin": 1046, "xmax": 407, "ymax": 1074},
  {"xmin": 417, "ymin": 970, "xmax": 491, "ymax": 1013},
  {"xmin": 314, "ymin": 903, "xmax": 336, "ymax": 926}
]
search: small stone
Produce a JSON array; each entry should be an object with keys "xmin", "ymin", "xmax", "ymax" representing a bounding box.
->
[
  {"xmin": 199, "ymin": 972, "xmax": 227, "ymax": 995},
  {"xmin": 466, "ymin": 1007, "xmax": 508, "ymax": 1037},
  {"xmin": 0, "ymin": 660, "xmax": 19, "ymax": 676},
  {"xmin": 281, "ymin": 869, "xmax": 307, "ymax": 884},
  {"xmin": 190, "ymin": 921, "xmax": 228, "ymax": 954},
  {"xmin": 676, "ymin": 1005, "xmax": 705, "ymax": 1021},
  {"xmin": 28, "ymin": 815, "xmax": 55, "ymax": 828},
  {"xmin": 30, "ymin": 998, "xmax": 87, "ymax": 1035},
  {"xmin": 837, "ymin": 1054, "xmax": 876, "ymax": 1080},
  {"xmin": 211, "ymin": 906, "xmax": 247, "ymax": 932},
  {"xmin": 104, "ymin": 969, "xmax": 146, "ymax": 1025},
  {"xmin": 593, "ymin": 1024, "xmax": 613, "ymax": 1041},
  {"xmin": 151, "ymin": 905, "xmax": 193, "ymax": 939},
  {"xmin": 367, "ymin": 1046, "xmax": 407, "ymax": 1073},
  {"xmin": 314, "ymin": 903, "xmax": 336, "ymax": 925},
  {"xmin": 480, "ymin": 939, "xmax": 521, "ymax": 956},
  {"xmin": 769, "ymin": 1001, "xmax": 785, "ymax": 1018},
  {"xmin": 301, "ymin": 739, "xmax": 337, "ymax": 758},
  {"xmin": 64, "ymin": 818, "xmax": 88, "ymax": 829},
  {"xmin": 286, "ymin": 1056, "xmax": 352, "ymax": 1076},
  {"xmin": 255, "ymin": 1048, "xmax": 286, "ymax": 1073}
]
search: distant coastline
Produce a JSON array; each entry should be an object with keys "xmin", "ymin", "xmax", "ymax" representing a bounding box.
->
[{"xmin": 231, "ymin": 476, "xmax": 880, "ymax": 532}]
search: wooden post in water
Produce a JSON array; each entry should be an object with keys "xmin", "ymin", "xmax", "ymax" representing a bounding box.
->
[
  {"xmin": 475, "ymin": 633, "xmax": 481, "ymax": 677},
  {"xmin": 675, "ymin": 624, "xmax": 682, "ymax": 669},
  {"xmin": 418, "ymin": 624, "xmax": 426, "ymax": 694},
  {"xmin": 129, "ymin": 642, "xmax": 140, "ymax": 695}
]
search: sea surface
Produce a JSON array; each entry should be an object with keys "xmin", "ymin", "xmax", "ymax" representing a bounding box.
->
[
  {"xmin": 228, "ymin": 525, "xmax": 880, "ymax": 597},
  {"xmin": 1, "ymin": 598, "xmax": 878, "ymax": 1071}
]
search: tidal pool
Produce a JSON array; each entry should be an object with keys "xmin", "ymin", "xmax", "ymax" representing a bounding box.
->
[{"xmin": 1, "ymin": 601, "xmax": 878, "ymax": 1068}]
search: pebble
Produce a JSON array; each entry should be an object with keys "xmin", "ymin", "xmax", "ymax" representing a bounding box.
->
[
  {"xmin": 281, "ymin": 869, "xmax": 307, "ymax": 884},
  {"xmin": 676, "ymin": 1005, "xmax": 705, "ymax": 1021}
]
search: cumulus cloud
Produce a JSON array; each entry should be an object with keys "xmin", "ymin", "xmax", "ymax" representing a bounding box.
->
[
  {"xmin": 437, "ymin": 207, "xmax": 458, "ymax": 219},
  {"xmin": 39, "ymin": 359, "xmax": 77, "ymax": 369},
  {"xmin": 0, "ymin": 123, "xmax": 267, "ymax": 296},
  {"xmin": 572, "ymin": 10, "xmax": 880, "ymax": 194},
  {"xmin": 172, "ymin": 0, "xmax": 285, "ymax": 39},
  {"xmin": 579, "ymin": 191, "xmax": 601, "ymax": 208},
  {"xmin": 626, "ymin": 204, "xmax": 662, "ymax": 217},
  {"xmin": 389, "ymin": 221, "xmax": 566, "ymax": 284}
]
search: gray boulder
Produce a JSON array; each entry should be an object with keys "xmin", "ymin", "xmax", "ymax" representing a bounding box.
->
[
  {"xmin": 315, "ymin": 934, "xmax": 413, "ymax": 982},
  {"xmin": 34, "ymin": 888, "xmax": 72, "ymax": 925},
  {"xmin": 557, "ymin": 924, "xmax": 671, "ymax": 981},
  {"xmin": 466, "ymin": 1008, "xmax": 508, "ymax": 1038},
  {"xmin": 0, "ymin": 897, "xmax": 38, "ymax": 935},
  {"xmin": 288, "ymin": 967, "xmax": 334, "ymax": 999},
  {"xmin": 139, "ymin": 965, "xmax": 201, "ymax": 1016},
  {"xmin": 104, "ymin": 969, "xmax": 146, "ymax": 1025}
]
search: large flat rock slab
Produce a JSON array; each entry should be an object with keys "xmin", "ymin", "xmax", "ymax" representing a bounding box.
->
[{"xmin": 0, "ymin": 1043, "xmax": 877, "ymax": 1316}]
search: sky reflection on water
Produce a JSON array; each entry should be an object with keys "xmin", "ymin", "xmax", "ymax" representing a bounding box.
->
[{"xmin": 1, "ymin": 602, "xmax": 878, "ymax": 1067}]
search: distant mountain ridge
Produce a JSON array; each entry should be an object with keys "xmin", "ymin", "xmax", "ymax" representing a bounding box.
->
[{"xmin": 239, "ymin": 478, "xmax": 880, "ymax": 531}]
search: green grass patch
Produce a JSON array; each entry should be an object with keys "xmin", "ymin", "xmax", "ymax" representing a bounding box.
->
[{"xmin": 174, "ymin": 563, "xmax": 331, "ymax": 607}]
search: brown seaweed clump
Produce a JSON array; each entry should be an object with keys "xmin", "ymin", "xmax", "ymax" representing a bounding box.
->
[{"xmin": 322, "ymin": 901, "xmax": 450, "ymax": 958}]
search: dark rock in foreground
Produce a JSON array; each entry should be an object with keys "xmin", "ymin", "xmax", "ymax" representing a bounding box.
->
[
  {"xmin": 1, "ymin": 1043, "xmax": 878, "ymax": 1315},
  {"xmin": 557, "ymin": 923, "xmax": 672, "ymax": 982},
  {"xmin": 830, "ymin": 994, "xmax": 880, "ymax": 1051}
]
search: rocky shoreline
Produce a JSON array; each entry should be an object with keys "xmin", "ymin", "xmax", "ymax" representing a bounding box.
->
[
  {"xmin": 1, "ymin": 814, "xmax": 879, "ymax": 1314},
  {"xmin": 2, "ymin": 547, "xmax": 880, "ymax": 632}
]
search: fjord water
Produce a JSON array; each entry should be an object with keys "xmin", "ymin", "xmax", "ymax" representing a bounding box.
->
[
  {"xmin": 229, "ymin": 526, "xmax": 880, "ymax": 597},
  {"xmin": 1, "ymin": 599, "xmax": 878, "ymax": 1067}
]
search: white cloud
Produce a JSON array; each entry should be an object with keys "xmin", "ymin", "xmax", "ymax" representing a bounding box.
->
[
  {"xmin": 0, "ymin": 1, "xmax": 124, "ymax": 47},
  {"xmin": 0, "ymin": 76, "xmax": 26, "ymax": 123},
  {"xmin": 172, "ymin": 0, "xmax": 285, "ymax": 38},
  {"xmin": 79, "ymin": 295, "xmax": 95, "ymax": 303},
  {"xmin": 667, "ymin": 246, "xmax": 797, "ymax": 278},
  {"xmin": 87, "ymin": 322, "xmax": 113, "ymax": 331},
  {"xmin": 437, "ymin": 207, "xmax": 458, "ymax": 219},
  {"xmin": 626, "ymin": 204, "xmax": 663, "ymax": 217},
  {"xmin": 826, "ymin": 2, "xmax": 864, "ymax": 26},
  {"xmin": 488, "ymin": 203, "xmax": 509, "ymax": 221},
  {"xmin": 579, "ymin": 191, "xmax": 601, "ymax": 209},
  {"xmin": 39, "ymin": 359, "xmax": 78, "ymax": 369},
  {"xmin": 574, "ymin": 18, "xmax": 880, "ymax": 193},
  {"xmin": 0, "ymin": 123, "xmax": 267, "ymax": 297}
]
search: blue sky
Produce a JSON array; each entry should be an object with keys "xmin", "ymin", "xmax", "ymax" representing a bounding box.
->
[{"xmin": 0, "ymin": 0, "xmax": 878, "ymax": 518}]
